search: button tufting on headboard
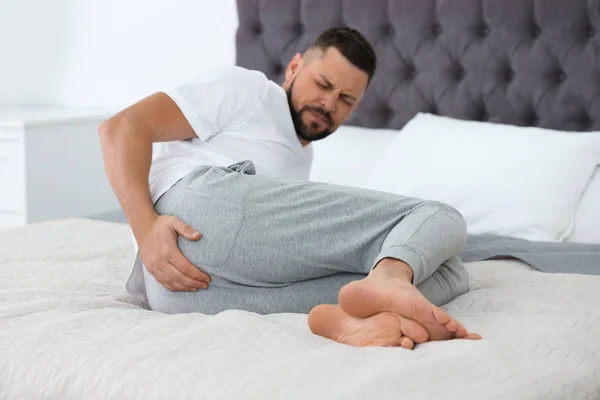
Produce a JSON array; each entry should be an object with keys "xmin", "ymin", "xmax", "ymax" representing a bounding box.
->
[
  {"xmin": 477, "ymin": 108, "xmax": 489, "ymax": 122},
  {"xmin": 382, "ymin": 24, "xmax": 394, "ymax": 37},
  {"xmin": 479, "ymin": 24, "xmax": 490, "ymax": 37},
  {"xmin": 381, "ymin": 106, "xmax": 393, "ymax": 120},
  {"xmin": 272, "ymin": 64, "xmax": 284, "ymax": 75},
  {"xmin": 236, "ymin": 0, "xmax": 600, "ymax": 132},
  {"xmin": 505, "ymin": 68, "xmax": 515, "ymax": 83},
  {"xmin": 582, "ymin": 115, "xmax": 594, "ymax": 130},
  {"xmin": 452, "ymin": 64, "xmax": 465, "ymax": 81},
  {"xmin": 404, "ymin": 63, "xmax": 416, "ymax": 81},
  {"xmin": 530, "ymin": 115, "xmax": 539, "ymax": 126}
]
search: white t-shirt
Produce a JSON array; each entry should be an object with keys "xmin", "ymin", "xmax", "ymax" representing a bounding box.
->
[{"xmin": 149, "ymin": 65, "xmax": 313, "ymax": 204}]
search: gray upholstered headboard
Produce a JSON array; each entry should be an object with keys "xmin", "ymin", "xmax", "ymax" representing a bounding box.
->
[{"xmin": 236, "ymin": 0, "xmax": 600, "ymax": 132}]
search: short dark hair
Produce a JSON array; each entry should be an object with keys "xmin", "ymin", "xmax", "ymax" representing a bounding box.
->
[{"xmin": 308, "ymin": 26, "xmax": 377, "ymax": 85}]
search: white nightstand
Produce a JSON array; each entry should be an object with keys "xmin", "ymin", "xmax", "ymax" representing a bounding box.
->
[{"xmin": 0, "ymin": 107, "xmax": 120, "ymax": 230}]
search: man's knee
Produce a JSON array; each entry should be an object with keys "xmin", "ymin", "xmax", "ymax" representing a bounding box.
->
[
  {"xmin": 417, "ymin": 200, "xmax": 467, "ymax": 249},
  {"xmin": 429, "ymin": 201, "xmax": 466, "ymax": 231}
]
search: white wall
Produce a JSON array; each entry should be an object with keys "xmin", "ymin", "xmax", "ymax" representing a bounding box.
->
[
  {"xmin": 0, "ymin": 0, "xmax": 73, "ymax": 106},
  {"xmin": 0, "ymin": 0, "xmax": 238, "ymax": 110}
]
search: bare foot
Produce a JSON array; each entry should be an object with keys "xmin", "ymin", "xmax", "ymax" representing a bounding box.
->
[
  {"xmin": 338, "ymin": 274, "xmax": 480, "ymax": 343},
  {"xmin": 308, "ymin": 304, "xmax": 416, "ymax": 349}
]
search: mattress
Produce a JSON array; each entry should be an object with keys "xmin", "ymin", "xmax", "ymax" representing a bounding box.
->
[{"xmin": 1, "ymin": 219, "xmax": 599, "ymax": 400}]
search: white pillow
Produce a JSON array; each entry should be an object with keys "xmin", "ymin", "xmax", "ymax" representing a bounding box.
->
[
  {"xmin": 364, "ymin": 113, "xmax": 600, "ymax": 242},
  {"xmin": 309, "ymin": 124, "xmax": 397, "ymax": 187},
  {"xmin": 566, "ymin": 167, "xmax": 600, "ymax": 243}
]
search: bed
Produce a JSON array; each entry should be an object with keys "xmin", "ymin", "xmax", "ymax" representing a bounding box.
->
[{"xmin": 2, "ymin": 0, "xmax": 600, "ymax": 399}]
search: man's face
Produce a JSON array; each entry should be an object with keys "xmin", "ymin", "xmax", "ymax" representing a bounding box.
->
[{"xmin": 283, "ymin": 47, "xmax": 369, "ymax": 143}]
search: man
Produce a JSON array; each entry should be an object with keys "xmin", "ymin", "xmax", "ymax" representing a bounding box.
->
[{"xmin": 99, "ymin": 27, "xmax": 481, "ymax": 349}]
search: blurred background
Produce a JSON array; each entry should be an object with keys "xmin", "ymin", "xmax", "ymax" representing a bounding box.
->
[
  {"xmin": 0, "ymin": 0, "xmax": 248, "ymax": 228},
  {"xmin": 0, "ymin": 0, "xmax": 238, "ymax": 110}
]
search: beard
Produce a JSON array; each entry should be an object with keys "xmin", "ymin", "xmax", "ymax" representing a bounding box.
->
[{"xmin": 286, "ymin": 79, "xmax": 334, "ymax": 142}]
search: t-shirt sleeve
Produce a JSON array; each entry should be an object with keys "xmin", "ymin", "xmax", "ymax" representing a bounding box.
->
[{"xmin": 161, "ymin": 66, "xmax": 267, "ymax": 142}]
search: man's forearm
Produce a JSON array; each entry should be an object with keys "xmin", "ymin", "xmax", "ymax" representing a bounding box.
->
[{"xmin": 98, "ymin": 116, "xmax": 158, "ymax": 240}]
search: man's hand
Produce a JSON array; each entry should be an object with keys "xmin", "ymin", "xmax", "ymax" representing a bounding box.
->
[{"xmin": 137, "ymin": 215, "xmax": 211, "ymax": 292}]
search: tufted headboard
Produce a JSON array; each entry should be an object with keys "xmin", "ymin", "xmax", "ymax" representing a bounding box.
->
[{"xmin": 236, "ymin": 0, "xmax": 600, "ymax": 132}]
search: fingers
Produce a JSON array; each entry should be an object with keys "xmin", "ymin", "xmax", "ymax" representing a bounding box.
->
[
  {"xmin": 165, "ymin": 216, "xmax": 211, "ymax": 289},
  {"xmin": 140, "ymin": 215, "xmax": 212, "ymax": 292},
  {"xmin": 147, "ymin": 245, "xmax": 211, "ymax": 291},
  {"xmin": 171, "ymin": 251, "xmax": 211, "ymax": 283},
  {"xmin": 170, "ymin": 217, "xmax": 202, "ymax": 241},
  {"xmin": 151, "ymin": 268, "xmax": 199, "ymax": 292},
  {"xmin": 150, "ymin": 251, "xmax": 210, "ymax": 291},
  {"xmin": 152, "ymin": 263, "xmax": 208, "ymax": 292},
  {"xmin": 163, "ymin": 262, "xmax": 208, "ymax": 291},
  {"xmin": 164, "ymin": 259, "xmax": 209, "ymax": 290}
]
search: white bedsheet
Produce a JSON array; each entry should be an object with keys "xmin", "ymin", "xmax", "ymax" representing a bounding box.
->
[{"xmin": 1, "ymin": 219, "xmax": 599, "ymax": 400}]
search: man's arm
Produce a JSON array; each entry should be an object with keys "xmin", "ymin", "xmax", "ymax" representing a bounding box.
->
[
  {"xmin": 98, "ymin": 92, "xmax": 210, "ymax": 291},
  {"xmin": 98, "ymin": 92, "xmax": 195, "ymax": 234}
]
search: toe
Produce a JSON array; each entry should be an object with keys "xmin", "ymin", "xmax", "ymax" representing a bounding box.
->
[
  {"xmin": 445, "ymin": 319, "xmax": 459, "ymax": 333},
  {"xmin": 464, "ymin": 333, "xmax": 482, "ymax": 340},
  {"xmin": 399, "ymin": 336, "xmax": 415, "ymax": 350},
  {"xmin": 431, "ymin": 306, "xmax": 452, "ymax": 326},
  {"xmin": 399, "ymin": 317, "xmax": 430, "ymax": 344},
  {"xmin": 453, "ymin": 322, "xmax": 468, "ymax": 338},
  {"xmin": 431, "ymin": 307, "xmax": 469, "ymax": 340}
]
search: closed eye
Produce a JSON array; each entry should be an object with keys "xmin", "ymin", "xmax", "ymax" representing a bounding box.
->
[{"xmin": 341, "ymin": 96, "xmax": 356, "ymax": 106}]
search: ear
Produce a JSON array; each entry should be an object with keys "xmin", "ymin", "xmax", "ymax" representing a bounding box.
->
[{"xmin": 282, "ymin": 53, "xmax": 303, "ymax": 87}]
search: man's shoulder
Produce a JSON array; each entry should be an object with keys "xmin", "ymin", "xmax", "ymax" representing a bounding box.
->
[{"xmin": 200, "ymin": 65, "xmax": 271, "ymax": 88}]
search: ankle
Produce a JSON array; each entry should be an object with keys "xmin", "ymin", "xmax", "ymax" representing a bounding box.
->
[{"xmin": 371, "ymin": 258, "xmax": 414, "ymax": 283}]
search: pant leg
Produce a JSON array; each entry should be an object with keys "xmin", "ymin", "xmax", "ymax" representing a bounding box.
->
[
  {"xmin": 144, "ymin": 162, "xmax": 469, "ymax": 315},
  {"xmin": 416, "ymin": 256, "xmax": 470, "ymax": 307}
]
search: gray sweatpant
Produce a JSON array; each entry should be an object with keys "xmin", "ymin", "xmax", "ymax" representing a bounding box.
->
[{"xmin": 142, "ymin": 161, "xmax": 470, "ymax": 315}]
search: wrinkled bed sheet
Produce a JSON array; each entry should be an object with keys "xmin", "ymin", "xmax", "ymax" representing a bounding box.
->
[{"xmin": 1, "ymin": 219, "xmax": 599, "ymax": 400}]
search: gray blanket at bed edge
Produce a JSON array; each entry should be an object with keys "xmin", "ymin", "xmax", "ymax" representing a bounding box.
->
[{"xmin": 460, "ymin": 234, "xmax": 600, "ymax": 276}]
